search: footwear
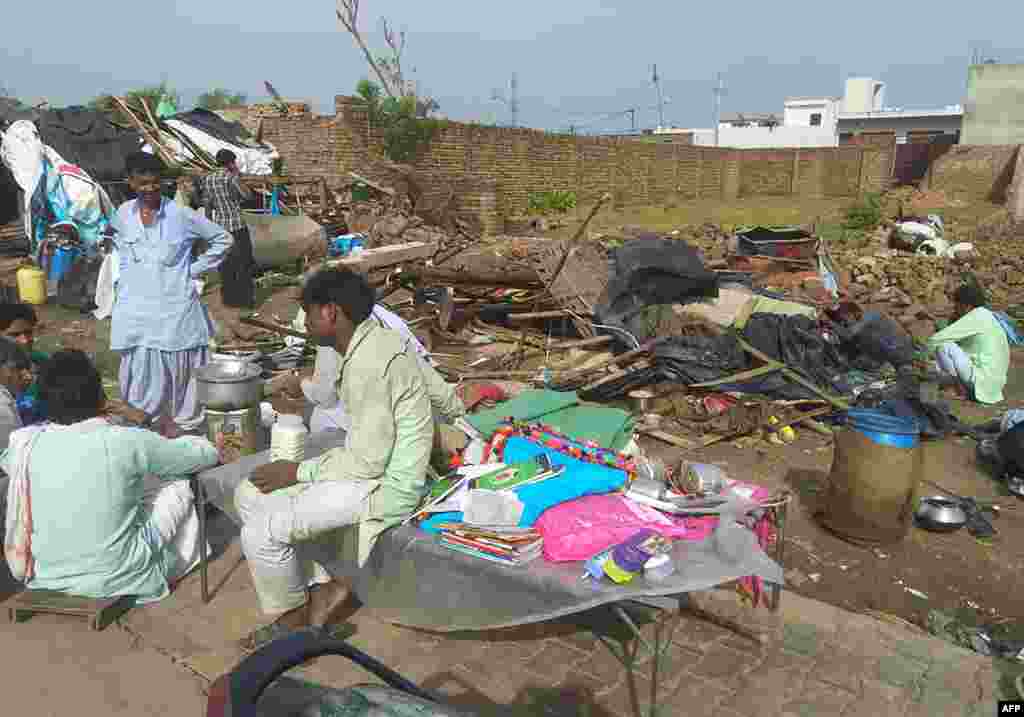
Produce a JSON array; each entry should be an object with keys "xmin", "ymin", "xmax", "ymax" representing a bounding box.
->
[{"xmin": 238, "ymin": 620, "xmax": 300, "ymax": 652}]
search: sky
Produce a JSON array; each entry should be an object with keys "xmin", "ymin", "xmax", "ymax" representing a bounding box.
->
[{"xmin": 3, "ymin": 1, "xmax": 1022, "ymax": 134}]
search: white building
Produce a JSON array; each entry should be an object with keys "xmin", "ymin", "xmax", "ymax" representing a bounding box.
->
[
  {"xmin": 783, "ymin": 96, "xmax": 841, "ymax": 131},
  {"xmin": 715, "ymin": 103, "xmax": 839, "ymax": 148}
]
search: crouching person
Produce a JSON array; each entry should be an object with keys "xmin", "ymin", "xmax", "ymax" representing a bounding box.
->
[
  {"xmin": 1, "ymin": 350, "xmax": 220, "ymax": 601},
  {"xmin": 234, "ymin": 267, "xmax": 464, "ymax": 649}
]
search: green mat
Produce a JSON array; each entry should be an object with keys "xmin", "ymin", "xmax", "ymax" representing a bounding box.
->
[{"xmin": 465, "ymin": 389, "xmax": 634, "ymax": 451}]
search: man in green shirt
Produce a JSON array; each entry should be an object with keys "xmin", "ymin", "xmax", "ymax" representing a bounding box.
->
[
  {"xmin": 234, "ymin": 267, "xmax": 464, "ymax": 648},
  {"xmin": 926, "ymin": 284, "xmax": 1009, "ymax": 404}
]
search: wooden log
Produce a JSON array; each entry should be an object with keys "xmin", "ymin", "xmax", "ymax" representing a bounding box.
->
[
  {"xmin": 548, "ymin": 192, "xmax": 613, "ymax": 286},
  {"xmin": 239, "ymin": 317, "xmax": 307, "ymax": 340},
  {"xmin": 559, "ymin": 338, "xmax": 665, "ymax": 384},
  {"xmin": 399, "ymin": 267, "xmax": 543, "ymax": 289},
  {"xmin": 506, "ymin": 310, "xmax": 573, "ymax": 321},
  {"xmin": 326, "ymin": 241, "xmax": 438, "ymax": 272},
  {"xmin": 638, "ymin": 428, "xmax": 697, "ymax": 450},
  {"xmin": 349, "ymin": 172, "xmax": 396, "ymax": 196}
]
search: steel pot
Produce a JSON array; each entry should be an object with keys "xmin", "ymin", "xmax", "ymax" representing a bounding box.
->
[
  {"xmin": 914, "ymin": 496, "xmax": 967, "ymax": 533},
  {"xmin": 196, "ymin": 359, "xmax": 265, "ymax": 411}
]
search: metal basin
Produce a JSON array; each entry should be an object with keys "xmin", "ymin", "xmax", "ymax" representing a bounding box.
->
[
  {"xmin": 914, "ymin": 496, "xmax": 967, "ymax": 532},
  {"xmin": 196, "ymin": 359, "xmax": 265, "ymax": 411},
  {"xmin": 244, "ymin": 210, "xmax": 324, "ymax": 269}
]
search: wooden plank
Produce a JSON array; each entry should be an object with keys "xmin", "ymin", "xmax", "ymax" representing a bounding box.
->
[
  {"xmin": 349, "ymin": 172, "xmax": 396, "ymax": 196},
  {"xmin": 327, "ymin": 241, "xmax": 438, "ymax": 272},
  {"xmin": 638, "ymin": 428, "xmax": 697, "ymax": 450}
]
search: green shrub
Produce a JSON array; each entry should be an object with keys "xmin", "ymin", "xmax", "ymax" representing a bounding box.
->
[
  {"xmin": 843, "ymin": 192, "xmax": 883, "ymax": 231},
  {"xmin": 527, "ymin": 190, "xmax": 577, "ymax": 215},
  {"xmin": 354, "ymin": 80, "xmax": 444, "ymax": 162}
]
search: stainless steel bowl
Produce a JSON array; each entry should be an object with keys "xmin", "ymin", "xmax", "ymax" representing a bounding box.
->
[
  {"xmin": 196, "ymin": 360, "xmax": 265, "ymax": 411},
  {"xmin": 914, "ymin": 496, "xmax": 967, "ymax": 532}
]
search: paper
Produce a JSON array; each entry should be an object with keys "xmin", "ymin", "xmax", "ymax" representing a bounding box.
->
[{"xmin": 464, "ymin": 489, "xmax": 525, "ymax": 527}]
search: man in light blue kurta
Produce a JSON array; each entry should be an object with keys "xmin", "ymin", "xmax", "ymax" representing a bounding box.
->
[
  {"xmin": 1, "ymin": 351, "xmax": 221, "ymax": 602},
  {"xmin": 110, "ymin": 152, "xmax": 233, "ymax": 430}
]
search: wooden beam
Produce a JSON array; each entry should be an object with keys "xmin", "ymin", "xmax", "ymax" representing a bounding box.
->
[
  {"xmin": 326, "ymin": 241, "xmax": 438, "ymax": 272},
  {"xmin": 349, "ymin": 172, "xmax": 396, "ymax": 196}
]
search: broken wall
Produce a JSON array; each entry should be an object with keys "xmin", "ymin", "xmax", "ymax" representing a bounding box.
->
[
  {"xmin": 928, "ymin": 145, "xmax": 1021, "ymax": 201},
  {"xmin": 242, "ymin": 98, "xmax": 895, "ymax": 233}
]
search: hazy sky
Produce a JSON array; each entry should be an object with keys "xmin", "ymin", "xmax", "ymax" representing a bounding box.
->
[{"xmin": 3, "ymin": 1, "xmax": 1021, "ymax": 133}]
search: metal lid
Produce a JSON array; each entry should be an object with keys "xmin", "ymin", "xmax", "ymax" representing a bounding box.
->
[{"xmin": 196, "ymin": 360, "xmax": 263, "ymax": 384}]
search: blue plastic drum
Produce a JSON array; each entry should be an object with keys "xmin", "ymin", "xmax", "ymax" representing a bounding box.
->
[{"xmin": 845, "ymin": 409, "xmax": 920, "ymax": 449}]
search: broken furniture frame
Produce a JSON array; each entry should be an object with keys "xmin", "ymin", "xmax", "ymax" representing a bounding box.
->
[{"xmin": 589, "ymin": 491, "xmax": 790, "ymax": 717}]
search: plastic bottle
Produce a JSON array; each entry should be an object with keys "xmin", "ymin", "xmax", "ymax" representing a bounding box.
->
[{"xmin": 270, "ymin": 414, "xmax": 308, "ymax": 462}]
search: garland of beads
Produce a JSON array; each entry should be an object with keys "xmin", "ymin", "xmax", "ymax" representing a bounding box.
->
[{"xmin": 482, "ymin": 420, "xmax": 638, "ymax": 479}]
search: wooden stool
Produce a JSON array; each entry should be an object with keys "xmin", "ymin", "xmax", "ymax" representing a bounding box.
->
[{"xmin": 7, "ymin": 590, "xmax": 134, "ymax": 630}]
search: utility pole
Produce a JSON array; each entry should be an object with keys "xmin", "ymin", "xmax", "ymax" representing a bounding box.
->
[
  {"xmin": 627, "ymin": 108, "xmax": 637, "ymax": 131},
  {"xmin": 713, "ymin": 73, "xmax": 726, "ymax": 147},
  {"xmin": 509, "ymin": 73, "xmax": 519, "ymax": 128},
  {"xmin": 652, "ymin": 64, "xmax": 665, "ymax": 130}
]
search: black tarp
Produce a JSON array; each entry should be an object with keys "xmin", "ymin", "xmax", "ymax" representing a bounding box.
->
[
  {"xmin": 594, "ymin": 235, "xmax": 719, "ymax": 341},
  {"xmin": 1, "ymin": 104, "xmax": 144, "ymax": 181},
  {"xmin": 32, "ymin": 107, "xmax": 143, "ymax": 181},
  {"xmin": 580, "ymin": 313, "xmax": 851, "ymax": 403},
  {"xmin": 169, "ymin": 108, "xmax": 259, "ymax": 147}
]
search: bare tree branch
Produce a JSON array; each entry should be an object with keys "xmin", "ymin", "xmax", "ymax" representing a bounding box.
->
[
  {"xmin": 381, "ymin": 18, "xmax": 408, "ymax": 96},
  {"xmin": 336, "ymin": 0, "xmax": 397, "ymax": 99}
]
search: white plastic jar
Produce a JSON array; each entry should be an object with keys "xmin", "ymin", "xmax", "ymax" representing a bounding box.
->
[{"xmin": 270, "ymin": 413, "xmax": 308, "ymax": 462}]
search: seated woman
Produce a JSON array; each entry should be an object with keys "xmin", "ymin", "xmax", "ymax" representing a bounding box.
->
[
  {"xmin": 1, "ymin": 350, "xmax": 220, "ymax": 601},
  {"xmin": 0, "ymin": 337, "xmax": 32, "ymax": 450},
  {"xmin": 0, "ymin": 302, "xmax": 49, "ymax": 424},
  {"xmin": 925, "ymin": 283, "xmax": 1010, "ymax": 404}
]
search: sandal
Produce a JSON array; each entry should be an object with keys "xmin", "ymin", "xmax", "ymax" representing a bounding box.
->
[
  {"xmin": 238, "ymin": 620, "xmax": 301, "ymax": 653},
  {"xmin": 238, "ymin": 621, "xmax": 356, "ymax": 653}
]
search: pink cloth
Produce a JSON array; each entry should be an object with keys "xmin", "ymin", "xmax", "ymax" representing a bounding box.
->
[
  {"xmin": 535, "ymin": 482, "xmax": 772, "ymax": 566},
  {"xmin": 536, "ymin": 494, "xmax": 711, "ymax": 562}
]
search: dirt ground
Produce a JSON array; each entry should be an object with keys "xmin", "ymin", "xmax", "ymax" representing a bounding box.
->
[{"xmin": 10, "ymin": 193, "xmax": 1023, "ymax": 637}]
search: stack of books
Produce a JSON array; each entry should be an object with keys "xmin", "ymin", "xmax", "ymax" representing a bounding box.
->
[{"xmin": 436, "ymin": 523, "xmax": 544, "ymax": 566}]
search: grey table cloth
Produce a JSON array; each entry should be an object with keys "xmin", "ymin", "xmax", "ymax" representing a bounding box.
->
[{"xmin": 199, "ymin": 431, "xmax": 784, "ymax": 632}]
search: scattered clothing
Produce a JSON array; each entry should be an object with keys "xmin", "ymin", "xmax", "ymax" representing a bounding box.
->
[
  {"xmin": 110, "ymin": 198, "xmax": 232, "ymax": 424},
  {"xmin": 0, "ymin": 418, "xmax": 219, "ymax": 601},
  {"xmin": 926, "ymin": 307, "xmax": 1009, "ymax": 404}
]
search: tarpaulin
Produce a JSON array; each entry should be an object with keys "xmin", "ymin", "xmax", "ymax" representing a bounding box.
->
[{"xmin": 595, "ymin": 235, "xmax": 718, "ymax": 341}]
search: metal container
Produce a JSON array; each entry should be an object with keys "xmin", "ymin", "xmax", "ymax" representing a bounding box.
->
[
  {"xmin": 206, "ymin": 406, "xmax": 263, "ymax": 462},
  {"xmin": 680, "ymin": 462, "xmax": 728, "ymax": 495},
  {"xmin": 196, "ymin": 359, "xmax": 265, "ymax": 411},
  {"xmin": 914, "ymin": 496, "xmax": 967, "ymax": 533}
]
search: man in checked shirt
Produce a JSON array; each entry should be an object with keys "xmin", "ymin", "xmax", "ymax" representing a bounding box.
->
[{"xmin": 198, "ymin": 149, "xmax": 258, "ymax": 340}]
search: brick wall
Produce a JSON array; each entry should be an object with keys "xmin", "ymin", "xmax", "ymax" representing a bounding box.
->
[
  {"xmin": 241, "ymin": 96, "xmax": 895, "ymax": 233},
  {"xmin": 928, "ymin": 145, "xmax": 1021, "ymax": 201}
]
